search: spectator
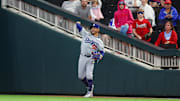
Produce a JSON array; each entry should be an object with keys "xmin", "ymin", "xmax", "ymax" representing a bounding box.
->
[
  {"xmin": 75, "ymin": 0, "xmax": 91, "ymax": 19},
  {"xmin": 61, "ymin": 0, "xmax": 80, "ymax": 13},
  {"xmin": 132, "ymin": 9, "xmax": 153, "ymax": 42},
  {"xmin": 114, "ymin": 0, "xmax": 134, "ymax": 37},
  {"xmin": 158, "ymin": 0, "xmax": 178, "ymax": 28},
  {"xmin": 125, "ymin": 0, "xmax": 142, "ymax": 7},
  {"xmin": 140, "ymin": 0, "xmax": 156, "ymax": 27},
  {"xmin": 155, "ymin": 21, "xmax": 178, "ymax": 49},
  {"xmin": 149, "ymin": 0, "xmax": 161, "ymax": 7},
  {"xmin": 89, "ymin": 0, "xmax": 104, "ymax": 21}
]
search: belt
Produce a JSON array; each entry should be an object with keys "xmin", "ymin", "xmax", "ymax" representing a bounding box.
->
[
  {"xmin": 81, "ymin": 54, "xmax": 91, "ymax": 58},
  {"xmin": 84, "ymin": 55, "xmax": 91, "ymax": 57}
]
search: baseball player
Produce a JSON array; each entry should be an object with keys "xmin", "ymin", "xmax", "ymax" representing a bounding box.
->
[{"xmin": 76, "ymin": 21, "xmax": 105, "ymax": 98}]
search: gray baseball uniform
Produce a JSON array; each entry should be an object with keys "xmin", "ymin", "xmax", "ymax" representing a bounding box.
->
[
  {"xmin": 78, "ymin": 28, "xmax": 104, "ymax": 80},
  {"xmin": 76, "ymin": 23, "xmax": 104, "ymax": 97}
]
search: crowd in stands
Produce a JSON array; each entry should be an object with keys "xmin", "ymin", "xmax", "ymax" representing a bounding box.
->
[
  {"xmin": 51, "ymin": 0, "xmax": 180, "ymax": 49},
  {"xmin": 61, "ymin": 0, "xmax": 104, "ymax": 21}
]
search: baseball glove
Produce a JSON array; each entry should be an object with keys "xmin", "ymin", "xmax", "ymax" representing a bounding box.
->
[
  {"xmin": 92, "ymin": 53, "xmax": 101, "ymax": 60},
  {"xmin": 144, "ymin": 32, "xmax": 151, "ymax": 40},
  {"xmin": 92, "ymin": 51, "xmax": 103, "ymax": 64}
]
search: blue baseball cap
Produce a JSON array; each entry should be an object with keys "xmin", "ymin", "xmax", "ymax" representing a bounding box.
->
[{"xmin": 90, "ymin": 23, "xmax": 100, "ymax": 29}]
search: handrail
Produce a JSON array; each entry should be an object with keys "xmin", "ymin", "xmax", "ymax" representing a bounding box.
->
[
  {"xmin": 2, "ymin": 0, "xmax": 180, "ymax": 69},
  {"xmin": 21, "ymin": 0, "xmax": 180, "ymax": 56}
]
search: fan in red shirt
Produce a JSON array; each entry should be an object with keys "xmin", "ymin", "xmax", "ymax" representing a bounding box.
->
[
  {"xmin": 155, "ymin": 21, "xmax": 178, "ymax": 48},
  {"xmin": 132, "ymin": 9, "xmax": 153, "ymax": 42}
]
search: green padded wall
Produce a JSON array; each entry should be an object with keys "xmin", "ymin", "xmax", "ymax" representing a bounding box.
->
[{"xmin": 0, "ymin": 8, "xmax": 180, "ymax": 97}]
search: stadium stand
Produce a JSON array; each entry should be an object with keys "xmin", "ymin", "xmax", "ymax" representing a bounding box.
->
[
  {"xmin": 1, "ymin": 0, "xmax": 180, "ymax": 97},
  {"xmin": 41, "ymin": 0, "xmax": 180, "ymax": 63}
]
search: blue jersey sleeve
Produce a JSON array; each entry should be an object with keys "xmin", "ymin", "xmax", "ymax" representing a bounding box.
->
[
  {"xmin": 76, "ymin": 23, "xmax": 82, "ymax": 32},
  {"xmin": 99, "ymin": 51, "xmax": 104, "ymax": 56}
]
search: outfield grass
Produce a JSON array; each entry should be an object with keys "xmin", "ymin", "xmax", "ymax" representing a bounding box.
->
[{"xmin": 0, "ymin": 95, "xmax": 180, "ymax": 101}]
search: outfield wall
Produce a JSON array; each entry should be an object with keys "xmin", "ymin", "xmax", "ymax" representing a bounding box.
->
[{"xmin": 0, "ymin": 8, "xmax": 180, "ymax": 97}]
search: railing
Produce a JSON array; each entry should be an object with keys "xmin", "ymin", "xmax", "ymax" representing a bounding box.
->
[{"xmin": 2, "ymin": 0, "xmax": 180, "ymax": 70}]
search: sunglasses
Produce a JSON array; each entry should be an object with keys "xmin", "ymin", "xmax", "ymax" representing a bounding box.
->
[
  {"xmin": 119, "ymin": 2, "xmax": 125, "ymax": 5},
  {"xmin": 137, "ymin": 12, "xmax": 144, "ymax": 15}
]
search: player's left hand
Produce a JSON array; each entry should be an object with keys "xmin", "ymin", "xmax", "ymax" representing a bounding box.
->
[
  {"xmin": 92, "ymin": 53, "xmax": 101, "ymax": 60},
  {"xmin": 92, "ymin": 51, "xmax": 103, "ymax": 59}
]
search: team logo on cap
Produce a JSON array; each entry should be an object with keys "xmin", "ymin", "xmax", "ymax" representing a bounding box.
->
[{"xmin": 90, "ymin": 23, "xmax": 100, "ymax": 29}]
